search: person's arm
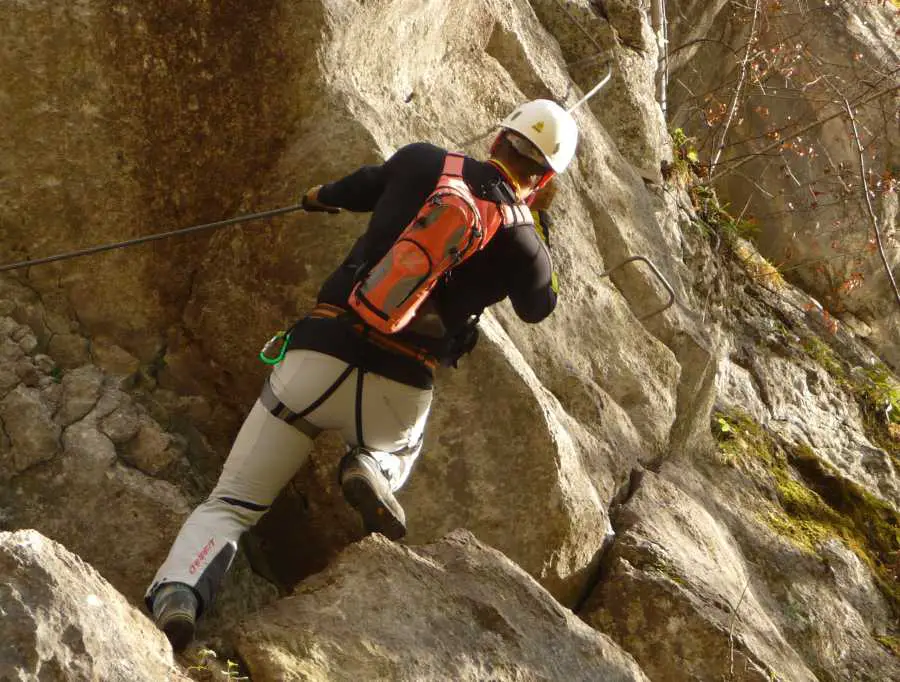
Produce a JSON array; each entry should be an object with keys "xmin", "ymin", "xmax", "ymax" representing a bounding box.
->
[
  {"xmin": 305, "ymin": 143, "xmax": 425, "ymax": 213},
  {"xmin": 507, "ymin": 222, "xmax": 558, "ymax": 323},
  {"xmin": 314, "ymin": 164, "xmax": 387, "ymax": 212}
]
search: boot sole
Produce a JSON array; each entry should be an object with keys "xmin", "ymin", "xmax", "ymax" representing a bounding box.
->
[
  {"xmin": 161, "ymin": 614, "xmax": 195, "ymax": 653},
  {"xmin": 342, "ymin": 474, "xmax": 406, "ymax": 541}
]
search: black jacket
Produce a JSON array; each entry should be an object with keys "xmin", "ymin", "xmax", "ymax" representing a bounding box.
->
[{"xmin": 289, "ymin": 142, "xmax": 557, "ymax": 388}]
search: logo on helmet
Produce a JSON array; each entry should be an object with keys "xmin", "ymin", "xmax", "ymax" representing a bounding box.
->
[{"xmin": 532, "ymin": 120, "xmax": 545, "ymax": 133}]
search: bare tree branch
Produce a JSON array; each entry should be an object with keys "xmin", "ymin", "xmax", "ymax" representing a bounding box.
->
[
  {"xmin": 651, "ymin": 0, "xmax": 670, "ymax": 119},
  {"xmin": 664, "ymin": 37, "xmax": 741, "ymax": 61},
  {"xmin": 708, "ymin": 82, "xmax": 900, "ymax": 182},
  {"xmin": 840, "ymin": 96, "xmax": 900, "ymax": 312},
  {"xmin": 728, "ymin": 577, "xmax": 751, "ymax": 678},
  {"xmin": 711, "ymin": 0, "xmax": 763, "ymax": 172}
]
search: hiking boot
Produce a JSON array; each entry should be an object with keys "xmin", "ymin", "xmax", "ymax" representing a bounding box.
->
[
  {"xmin": 151, "ymin": 582, "xmax": 198, "ymax": 652},
  {"xmin": 340, "ymin": 450, "xmax": 407, "ymax": 540}
]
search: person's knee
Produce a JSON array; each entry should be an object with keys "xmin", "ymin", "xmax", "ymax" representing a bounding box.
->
[{"xmin": 200, "ymin": 494, "xmax": 269, "ymax": 529}]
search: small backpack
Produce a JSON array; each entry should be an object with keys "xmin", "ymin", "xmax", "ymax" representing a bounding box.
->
[{"xmin": 349, "ymin": 152, "xmax": 532, "ymax": 334}]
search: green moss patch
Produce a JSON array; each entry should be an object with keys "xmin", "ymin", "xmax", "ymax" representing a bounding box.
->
[
  {"xmin": 855, "ymin": 364, "xmax": 900, "ymax": 461},
  {"xmin": 787, "ymin": 443, "xmax": 900, "ymax": 615},
  {"xmin": 876, "ymin": 635, "xmax": 900, "ymax": 657},
  {"xmin": 800, "ymin": 337, "xmax": 844, "ymax": 381},
  {"xmin": 711, "ymin": 411, "xmax": 900, "ymax": 623},
  {"xmin": 798, "ymin": 336, "xmax": 899, "ymax": 463},
  {"xmin": 712, "ymin": 410, "xmax": 775, "ymax": 469}
]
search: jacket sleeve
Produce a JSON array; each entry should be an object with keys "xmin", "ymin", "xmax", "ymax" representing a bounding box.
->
[
  {"xmin": 507, "ymin": 225, "xmax": 558, "ymax": 324},
  {"xmin": 315, "ymin": 144, "xmax": 421, "ymax": 212},
  {"xmin": 316, "ymin": 164, "xmax": 387, "ymax": 212}
]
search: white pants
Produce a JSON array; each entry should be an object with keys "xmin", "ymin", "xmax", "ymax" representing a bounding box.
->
[{"xmin": 145, "ymin": 350, "xmax": 432, "ymax": 612}]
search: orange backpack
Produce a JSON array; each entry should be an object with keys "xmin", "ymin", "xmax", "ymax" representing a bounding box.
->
[{"xmin": 348, "ymin": 153, "xmax": 531, "ymax": 334}]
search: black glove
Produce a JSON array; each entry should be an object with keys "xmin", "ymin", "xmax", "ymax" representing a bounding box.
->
[
  {"xmin": 301, "ymin": 186, "xmax": 341, "ymax": 214},
  {"xmin": 439, "ymin": 318, "xmax": 480, "ymax": 368}
]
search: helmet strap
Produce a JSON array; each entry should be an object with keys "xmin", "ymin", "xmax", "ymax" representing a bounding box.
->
[
  {"xmin": 487, "ymin": 158, "xmax": 523, "ymax": 196},
  {"xmin": 490, "ymin": 132, "xmax": 557, "ymax": 203},
  {"xmin": 523, "ymin": 170, "xmax": 556, "ymax": 206},
  {"xmin": 489, "ymin": 133, "xmax": 503, "ymax": 156},
  {"xmin": 533, "ymin": 169, "xmax": 556, "ymax": 191}
]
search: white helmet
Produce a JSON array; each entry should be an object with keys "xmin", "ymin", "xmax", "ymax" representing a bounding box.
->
[{"xmin": 499, "ymin": 99, "xmax": 578, "ymax": 173}]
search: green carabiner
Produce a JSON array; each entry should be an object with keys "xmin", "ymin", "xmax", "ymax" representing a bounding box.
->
[{"xmin": 259, "ymin": 330, "xmax": 291, "ymax": 365}]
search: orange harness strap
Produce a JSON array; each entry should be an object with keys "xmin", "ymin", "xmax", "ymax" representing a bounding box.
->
[{"xmin": 310, "ymin": 304, "xmax": 438, "ymax": 371}]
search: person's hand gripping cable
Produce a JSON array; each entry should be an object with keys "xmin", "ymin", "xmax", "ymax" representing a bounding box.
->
[{"xmin": 301, "ymin": 185, "xmax": 342, "ymax": 214}]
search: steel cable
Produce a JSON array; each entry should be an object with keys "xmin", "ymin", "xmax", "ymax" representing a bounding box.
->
[{"xmin": 0, "ymin": 204, "xmax": 306, "ymax": 274}]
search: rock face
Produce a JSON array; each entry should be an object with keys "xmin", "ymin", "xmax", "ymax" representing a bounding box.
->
[
  {"xmin": 0, "ymin": 529, "xmax": 188, "ymax": 682},
  {"xmin": 531, "ymin": 0, "xmax": 670, "ymax": 181},
  {"xmin": 0, "ymin": 1, "xmax": 897, "ymax": 681},
  {"xmin": 234, "ymin": 530, "xmax": 649, "ymax": 682},
  {"xmin": 579, "ymin": 229, "xmax": 899, "ymax": 681},
  {"xmin": 584, "ymin": 471, "xmax": 819, "ymax": 682},
  {"xmin": 0, "ymin": 281, "xmax": 279, "ymax": 625},
  {"xmin": 0, "ymin": 299, "xmax": 193, "ymax": 604}
]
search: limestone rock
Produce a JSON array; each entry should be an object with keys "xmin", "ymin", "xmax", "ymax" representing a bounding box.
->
[
  {"xmin": 0, "ymin": 385, "xmax": 60, "ymax": 475},
  {"xmin": 121, "ymin": 422, "xmax": 185, "ymax": 476},
  {"xmin": 15, "ymin": 326, "xmax": 38, "ymax": 354},
  {"xmin": 48, "ymin": 333, "xmax": 92, "ymax": 369},
  {"xmin": 13, "ymin": 357, "xmax": 41, "ymax": 387},
  {"xmin": 2, "ymin": 458, "xmax": 194, "ymax": 604},
  {"xmin": 0, "ymin": 335, "xmax": 25, "ymax": 364},
  {"xmin": 235, "ymin": 530, "xmax": 649, "ymax": 682},
  {"xmin": 0, "ymin": 316, "xmax": 29, "ymax": 346},
  {"xmin": 583, "ymin": 471, "xmax": 818, "ymax": 682},
  {"xmin": 62, "ymin": 422, "xmax": 117, "ymax": 470},
  {"xmin": 89, "ymin": 336, "xmax": 140, "ymax": 379},
  {"xmin": 98, "ymin": 403, "xmax": 143, "ymax": 444},
  {"xmin": 0, "ymin": 364, "xmax": 19, "ymax": 398},
  {"xmin": 0, "ymin": 424, "xmax": 12, "ymax": 483},
  {"xmin": 0, "ymin": 312, "xmax": 201, "ymax": 602},
  {"xmin": 32, "ymin": 353, "xmax": 56, "ymax": 375},
  {"xmin": 530, "ymin": 0, "xmax": 669, "ymax": 180},
  {"xmin": 0, "ymin": 529, "xmax": 188, "ymax": 682},
  {"xmin": 56, "ymin": 364, "xmax": 104, "ymax": 426}
]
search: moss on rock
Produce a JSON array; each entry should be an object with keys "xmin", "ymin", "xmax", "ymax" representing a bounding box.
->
[
  {"xmin": 855, "ymin": 364, "xmax": 900, "ymax": 462},
  {"xmin": 797, "ymin": 338, "xmax": 899, "ymax": 462},
  {"xmin": 711, "ymin": 410, "xmax": 900, "ymax": 622}
]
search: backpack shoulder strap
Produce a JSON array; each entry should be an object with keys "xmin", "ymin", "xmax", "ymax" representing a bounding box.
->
[
  {"xmin": 499, "ymin": 203, "xmax": 533, "ymax": 229},
  {"xmin": 442, "ymin": 152, "xmax": 466, "ymax": 178}
]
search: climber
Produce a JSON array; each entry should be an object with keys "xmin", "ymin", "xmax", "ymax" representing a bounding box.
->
[{"xmin": 144, "ymin": 99, "xmax": 579, "ymax": 651}]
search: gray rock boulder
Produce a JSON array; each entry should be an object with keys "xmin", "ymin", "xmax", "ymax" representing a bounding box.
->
[
  {"xmin": 0, "ymin": 385, "xmax": 60, "ymax": 477},
  {"xmin": 56, "ymin": 364, "xmax": 104, "ymax": 426},
  {"xmin": 582, "ymin": 470, "xmax": 819, "ymax": 682},
  {"xmin": 234, "ymin": 530, "xmax": 649, "ymax": 682},
  {"xmin": 0, "ymin": 529, "xmax": 188, "ymax": 682}
]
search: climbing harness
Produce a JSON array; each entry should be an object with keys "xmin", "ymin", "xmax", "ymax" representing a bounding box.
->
[
  {"xmin": 309, "ymin": 303, "xmax": 439, "ymax": 371},
  {"xmin": 0, "ymin": 204, "xmax": 306, "ymax": 274}
]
